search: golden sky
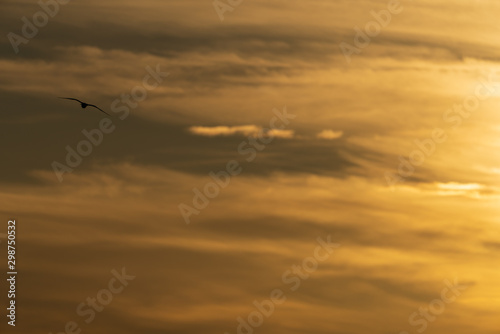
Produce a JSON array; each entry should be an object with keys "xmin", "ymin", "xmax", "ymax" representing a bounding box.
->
[{"xmin": 1, "ymin": 0, "xmax": 500, "ymax": 333}]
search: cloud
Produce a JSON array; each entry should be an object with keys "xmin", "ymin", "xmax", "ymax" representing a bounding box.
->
[
  {"xmin": 3, "ymin": 1, "xmax": 500, "ymax": 333},
  {"xmin": 317, "ymin": 130, "xmax": 343, "ymax": 140},
  {"xmin": 189, "ymin": 125, "xmax": 260, "ymax": 137},
  {"xmin": 189, "ymin": 125, "xmax": 294, "ymax": 139},
  {"xmin": 267, "ymin": 129, "xmax": 295, "ymax": 139}
]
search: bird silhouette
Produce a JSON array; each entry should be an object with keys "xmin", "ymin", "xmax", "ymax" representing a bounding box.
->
[{"xmin": 59, "ymin": 97, "xmax": 110, "ymax": 116}]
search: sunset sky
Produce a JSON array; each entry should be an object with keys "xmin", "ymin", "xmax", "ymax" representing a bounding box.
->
[{"xmin": 1, "ymin": 0, "xmax": 500, "ymax": 333}]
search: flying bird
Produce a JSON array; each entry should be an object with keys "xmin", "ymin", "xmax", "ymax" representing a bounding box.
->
[{"xmin": 58, "ymin": 97, "xmax": 110, "ymax": 116}]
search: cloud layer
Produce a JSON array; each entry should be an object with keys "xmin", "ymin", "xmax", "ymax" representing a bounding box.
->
[{"xmin": 1, "ymin": 0, "xmax": 500, "ymax": 333}]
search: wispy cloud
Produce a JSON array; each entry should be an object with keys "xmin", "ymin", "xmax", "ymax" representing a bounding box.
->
[
  {"xmin": 316, "ymin": 130, "xmax": 343, "ymax": 140},
  {"xmin": 189, "ymin": 125, "xmax": 294, "ymax": 139},
  {"xmin": 2, "ymin": 0, "xmax": 500, "ymax": 333}
]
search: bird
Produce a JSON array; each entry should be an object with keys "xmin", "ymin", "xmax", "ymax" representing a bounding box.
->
[{"xmin": 58, "ymin": 97, "xmax": 110, "ymax": 116}]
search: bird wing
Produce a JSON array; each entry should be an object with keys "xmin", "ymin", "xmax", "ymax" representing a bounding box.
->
[
  {"xmin": 88, "ymin": 104, "xmax": 111, "ymax": 116},
  {"xmin": 59, "ymin": 97, "xmax": 83, "ymax": 103}
]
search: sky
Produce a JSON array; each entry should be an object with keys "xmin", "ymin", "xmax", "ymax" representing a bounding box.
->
[{"xmin": 1, "ymin": 0, "xmax": 500, "ymax": 333}]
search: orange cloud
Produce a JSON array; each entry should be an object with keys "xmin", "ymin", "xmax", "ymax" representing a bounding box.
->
[
  {"xmin": 189, "ymin": 125, "xmax": 294, "ymax": 138},
  {"xmin": 316, "ymin": 130, "xmax": 343, "ymax": 140}
]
